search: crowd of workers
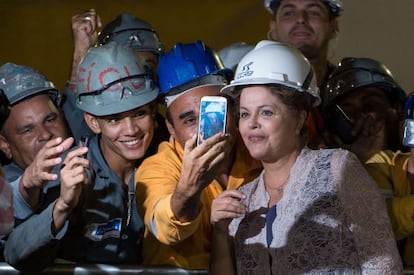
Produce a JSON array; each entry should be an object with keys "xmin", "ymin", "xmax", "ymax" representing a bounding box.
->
[{"xmin": 1, "ymin": 0, "xmax": 414, "ymax": 274}]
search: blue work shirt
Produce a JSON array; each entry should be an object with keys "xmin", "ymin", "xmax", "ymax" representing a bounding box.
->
[
  {"xmin": 4, "ymin": 135, "xmax": 144, "ymax": 271},
  {"xmin": 4, "ymin": 154, "xmax": 64, "ymax": 223}
]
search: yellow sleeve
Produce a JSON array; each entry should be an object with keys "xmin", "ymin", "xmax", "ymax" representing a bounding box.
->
[
  {"xmin": 365, "ymin": 150, "xmax": 414, "ymax": 239},
  {"xmin": 388, "ymin": 196, "xmax": 414, "ymax": 239},
  {"xmin": 135, "ymin": 140, "xmax": 203, "ymax": 245},
  {"xmin": 151, "ymin": 194, "xmax": 203, "ymax": 244}
]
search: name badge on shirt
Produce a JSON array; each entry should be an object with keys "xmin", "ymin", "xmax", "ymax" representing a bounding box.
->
[{"xmin": 84, "ymin": 218, "xmax": 122, "ymax": 241}]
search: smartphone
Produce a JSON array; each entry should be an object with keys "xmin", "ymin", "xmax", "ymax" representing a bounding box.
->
[
  {"xmin": 79, "ymin": 135, "xmax": 90, "ymax": 158},
  {"xmin": 403, "ymin": 119, "xmax": 414, "ymax": 147},
  {"xmin": 197, "ymin": 96, "xmax": 227, "ymax": 146},
  {"xmin": 403, "ymin": 92, "xmax": 414, "ymax": 147}
]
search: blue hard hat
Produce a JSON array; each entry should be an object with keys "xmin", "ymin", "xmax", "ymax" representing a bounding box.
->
[{"xmin": 157, "ymin": 40, "xmax": 232, "ymax": 101}]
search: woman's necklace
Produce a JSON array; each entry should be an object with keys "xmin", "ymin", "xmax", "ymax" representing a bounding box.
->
[
  {"xmin": 265, "ymin": 174, "xmax": 290, "ymax": 195},
  {"xmin": 266, "ymin": 184, "xmax": 286, "ymax": 194}
]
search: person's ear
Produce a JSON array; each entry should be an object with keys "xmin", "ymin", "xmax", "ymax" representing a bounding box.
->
[
  {"xmin": 83, "ymin": 113, "xmax": 101, "ymax": 134},
  {"xmin": 0, "ymin": 134, "xmax": 12, "ymax": 159},
  {"xmin": 165, "ymin": 118, "xmax": 176, "ymax": 139},
  {"xmin": 268, "ymin": 19, "xmax": 278, "ymax": 41},
  {"xmin": 296, "ymin": 110, "xmax": 308, "ymax": 135},
  {"xmin": 330, "ymin": 19, "xmax": 340, "ymax": 39}
]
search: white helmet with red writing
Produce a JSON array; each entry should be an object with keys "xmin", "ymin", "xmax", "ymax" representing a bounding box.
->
[{"xmin": 76, "ymin": 41, "xmax": 159, "ymax": 116}]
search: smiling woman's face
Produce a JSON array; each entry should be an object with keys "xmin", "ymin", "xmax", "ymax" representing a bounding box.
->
[{"xmin": 238, "ymin": 85, "xmax": 306, "ymax": 163}]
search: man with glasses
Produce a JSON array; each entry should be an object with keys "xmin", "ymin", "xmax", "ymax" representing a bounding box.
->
[
  {"xmin": 64, "ymin": 9, "xmax": 167, "ymax": 143},
  {"xmin": 4, "ymin": 42, "xmax": 161, "ymax": 271}
]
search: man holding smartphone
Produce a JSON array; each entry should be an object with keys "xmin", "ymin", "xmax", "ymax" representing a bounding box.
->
[
  {"xmin": 135, "ymin": 41, "xmax": 262, "ymax": 270},
  {"xmin": 4, "ymin": 42, "xmax": 161, "ymax": 271}
]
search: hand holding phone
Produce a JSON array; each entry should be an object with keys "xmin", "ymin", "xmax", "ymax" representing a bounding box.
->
[{"xmin": 197, "ymin": 96, "xmax": 227, "ymax": 146}]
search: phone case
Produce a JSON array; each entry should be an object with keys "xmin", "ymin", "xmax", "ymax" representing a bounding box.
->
[{"xmin": 197, "ymin": 96, "xmax": 227, "ymax": 146}]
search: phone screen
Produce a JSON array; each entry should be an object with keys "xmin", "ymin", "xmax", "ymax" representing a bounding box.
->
[
  {"xmin": 197, "ymin": 96, "xmax": 227, "ymax": 146},
  {"xmin": 403, "ymin": 119, "xmax": 414, "ymax": 147}
]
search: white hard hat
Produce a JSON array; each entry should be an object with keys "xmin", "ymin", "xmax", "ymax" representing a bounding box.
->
[
  {"xmin": 264, "ymin": 0, "xmax": 343, "ymax": 17},
  {"xmin": 218, "ymin": 42, "xmax": 254, "ymax": 71},
  {"xmin": 221, "ymin": 40, "xmax": 321, "ymax": 107}
]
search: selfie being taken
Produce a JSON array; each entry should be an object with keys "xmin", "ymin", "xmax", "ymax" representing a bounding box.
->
[{"xmin": 1, "ymin": 0, "xmax": 413, "ymax": 274}]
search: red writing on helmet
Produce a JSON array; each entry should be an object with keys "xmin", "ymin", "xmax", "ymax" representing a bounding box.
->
[
  {"xmin": 78, "ymin": 62, "xmax": 145, "ymax": 92},
  {"xmin": 122, "ymin": 64, "xmax": 145, "ymax": 90}
]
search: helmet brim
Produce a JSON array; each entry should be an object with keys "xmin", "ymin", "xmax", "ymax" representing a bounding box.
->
[
  {"xmin": 221, "ymin": 78, "xmax": 321, "ymax": 107},
  {"xmin": 77, "ymin": 87, "xmax": 159, "ymax": 117}
]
